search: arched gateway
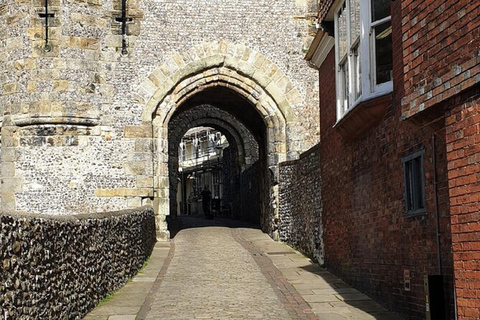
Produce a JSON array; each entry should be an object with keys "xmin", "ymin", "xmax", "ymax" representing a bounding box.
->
[
  {"xmin": 137, "ymin": 42, "xmax": 307, "ymax": 239},
  {"xmin": 0, "ymin": 1, "xmax": 322, "ymax": 316}
]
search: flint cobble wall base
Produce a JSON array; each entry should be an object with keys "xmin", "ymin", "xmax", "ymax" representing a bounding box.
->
[
  {"xmin": 278, "ymin": 144, "xmax": 323, "ymax": 264},
  {"xmin": 0, "ymin": 206, "xmax": 156, "ymax": 320}
]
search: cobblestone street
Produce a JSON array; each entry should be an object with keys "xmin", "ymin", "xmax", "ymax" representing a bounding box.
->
[
  {"xmin": 85, "ymin": 216, "xmax": 403, "ymax": 320},
  {"xmin": 142, "ymin": 217, "xmax": 294, "ymax": 319}
]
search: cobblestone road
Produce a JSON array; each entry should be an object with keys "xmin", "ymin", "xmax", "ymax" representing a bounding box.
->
[
  {"xmin": 142, "ymin": 217, "xmax": 293, "ymax": 319},
  {"xmin": 85, "ymin": 216, "xmax": 403, "ymax": 320}
]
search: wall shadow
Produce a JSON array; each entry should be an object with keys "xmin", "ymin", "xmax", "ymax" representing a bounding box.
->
[
  {"xmin": 168, "ymin": 214, "xmax": 260, "ymax": 239},
  {"xmin": 297, "ymin": 264, "xmax": 408, "ymax": 320}
]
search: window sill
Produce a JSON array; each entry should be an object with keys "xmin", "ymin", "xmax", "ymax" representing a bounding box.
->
[
  {"xmin": 333, "ymin": 93, "xmax": 392, "ymax": 140},
  {"xmin": 404, "ymin": 208, "xmax": 428, "ymax": 218}
]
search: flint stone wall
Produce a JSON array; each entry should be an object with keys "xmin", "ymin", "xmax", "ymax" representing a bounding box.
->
[
  {"xmin": 1, "ymin": 0, "xmax": 320, "ymax": 217},
  {"xmin": 0, "ymin": 206, "xmax": 156, "ymax": 320},
  {"xmin": 278, "ymin": 144, "xmax": 323, "ymax": 264}
]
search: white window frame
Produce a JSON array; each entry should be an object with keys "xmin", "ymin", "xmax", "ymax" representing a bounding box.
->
[{"xmin": 334, "ymin": 0, "xmax": 393, "ymax": 121}]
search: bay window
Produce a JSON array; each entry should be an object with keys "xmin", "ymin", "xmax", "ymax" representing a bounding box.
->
[{"xmin": 334, "ymin": 0, "xmax": 393, "ymax": 120}]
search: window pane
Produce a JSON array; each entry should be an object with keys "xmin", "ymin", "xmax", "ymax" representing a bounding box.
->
[
  {"xmin": 406, "ymin": 162, "xmax": 414, "ymax": 210},
  {"xmin": 374, "ymin": 22, "xmax": 393, "ymax": 85},
  {"xmin": 371, "ymin": 0, "xmax": 390, "ymax": 22},
  {"xmin": 341, "ymin": 61, "xmax": 349, "ymax": 112},
  {"xmin": 350, "ymin": 0, "xmax": 361, "ymax": 43},
  {"xmin": 353, "ymin": 45, "xmax": 361, "ymax": 99},
  {"xmin": 338, "ymin": 3, "xmax": 348, "ymax": 59},
  {"xmin": 412, "ymin": 158, "xmax": 425, "ymax": 209},
  {"xmin": 403, "ymin": 152, "xmax": 426, "ymax": 213}
]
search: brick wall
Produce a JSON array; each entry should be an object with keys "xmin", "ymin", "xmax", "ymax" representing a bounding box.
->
[
  {"xmin": 278, "ymin": 144, "xmax": 323, "ymax": 264},
  {"xmin": 319, "ymin": 52, "xmax": 454, "ymax": 318},
  {"xmin": 445, "ymin": 88, "xmax": 480, "ymax": 320},
  {"xmin": 316, "ymin": 0, "xmax": 455, "ymax": 311},
  {"xmin": 315, "ymin": 0, "xmax": 476, "ymax": 317},
  {"xmin": 401, "ymin": 0, "xmax": 480, "ymax": 119},
  {"xmin": 400, "ymin": 1, "xmax": 480, "ymax": 317}
]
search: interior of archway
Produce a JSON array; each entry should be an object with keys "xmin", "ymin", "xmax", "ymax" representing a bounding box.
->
[
  {"xmin": 173, "ymin": 86, "xmax": 266, "ymax": 140},
  {"xmin": 167, "ymin": 88, "xmax": 271, "ymax": 231}
]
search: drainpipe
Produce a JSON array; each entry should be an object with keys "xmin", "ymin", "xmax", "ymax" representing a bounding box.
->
[
  {"xmin": 432, "ymin": 133, "xmax": 442, "ymax": 274},
  {"xmin": 433, "ymin": 133, "xmax": 457, "ymax": 319},
  {"xmin": 433, "ymin": 125, "xmax": 460, "ymax": 319}
]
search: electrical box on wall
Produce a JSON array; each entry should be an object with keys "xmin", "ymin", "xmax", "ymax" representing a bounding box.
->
[{"xmin": 424, "ymin": 275, "xmax": 446, "ymax": 320}]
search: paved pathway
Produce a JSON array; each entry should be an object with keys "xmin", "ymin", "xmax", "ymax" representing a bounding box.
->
[{"xmin": 84, "ymin": 216, "xmax": 404, "ymax": 320}]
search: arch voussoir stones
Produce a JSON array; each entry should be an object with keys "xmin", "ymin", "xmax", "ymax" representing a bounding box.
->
[{"xmin": 136, "ymin": 41, "xmax": 307, "ymax": 239}]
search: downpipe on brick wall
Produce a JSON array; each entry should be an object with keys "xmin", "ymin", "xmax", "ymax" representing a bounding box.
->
[
  {"xmin": 433, "ymin": 133, "xmax": 458, "ymax": 320},
  {"xmin": 432, "ymin": 133, "xmax": 442, "ymax": 275}
]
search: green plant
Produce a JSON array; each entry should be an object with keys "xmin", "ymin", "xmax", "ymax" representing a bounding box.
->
[{"xmin": 96, "ymin": 292, "xmax": 115, "ymax": 307}]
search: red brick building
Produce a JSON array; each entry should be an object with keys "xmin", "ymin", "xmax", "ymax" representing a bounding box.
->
[{"xmin": 306, "ymin": 0, "xmax": 479, "ymax": 319}]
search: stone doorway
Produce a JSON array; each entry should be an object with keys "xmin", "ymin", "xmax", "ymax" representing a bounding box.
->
[
  {"xmin": 167, "ymin": 96, "xmax": 264, "ymax": 228},
  {"xmin": 140, "ymin": 44, "xmax": 307, "ymax": 240}
]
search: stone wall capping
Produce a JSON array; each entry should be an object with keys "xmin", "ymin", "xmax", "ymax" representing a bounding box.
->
[
  {"xmin": 11, "ymin": 115, "xmax": 100, "ymax": 127},
  {"xmin": 0, "ymin": 205, "xmax": 153, "ymax": 222}
]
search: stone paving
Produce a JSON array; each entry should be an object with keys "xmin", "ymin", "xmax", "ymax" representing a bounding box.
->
[{"xmin": 84, "ymin": 216, "xmax": 405, "ymax": 320}]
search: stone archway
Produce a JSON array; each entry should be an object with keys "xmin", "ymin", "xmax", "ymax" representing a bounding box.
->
[
  {"xmin": 168, "ymin": 105, "xmax": 259, "ymax": 172},
  {"xmin": 138, "ymin": 42, "xmax": 306, "ymax": 239},
  {"xmin": 167, "ymin": 104, "xmax": 260, "ymax": 221}
]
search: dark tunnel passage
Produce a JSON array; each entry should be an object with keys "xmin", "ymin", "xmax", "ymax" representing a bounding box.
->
[{"xmin": 167, "ymin": 87, "xmax": 272, "ymax": 230}]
